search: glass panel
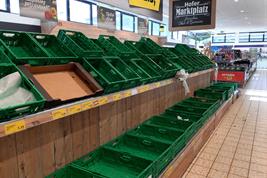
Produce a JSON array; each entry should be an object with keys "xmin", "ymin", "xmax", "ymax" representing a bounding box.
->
[
  {"xmin": 57, "ymin": 0, "xmax": 67, "ymax": 21},
  {"xmin": 148, "ymin": 21, "xmax": 152, "ymax": 35},
  {"xmin": 225, "ymin": 34, "xmax": 235, "ymax": 43},
  {"xmin": 152, "ymin": 22, "xmax": 160, "ymax": 36},
  {"xmin": 250, "ymin": 32, "xmax": 264, "ymax": 42},
  {"xmin": 239, "ymin": 33, "xmax": 249, "ymax": 43},
  {"xmin": 92, "ymin": 4, "xmax": 97, "ymax": 25},
  {"xmin": 70, "ymin": 0, "xmax": 91, "ymax": 24},
  {"xmin": 116, "ymin": 11, "xmax": 121, "ymax": 30},
  {"xmin": 122, "ymin": 14, "xmax": 134, "ymax": 32},
  {"xmin": 134, "ymin": 17, "xmax": 138, "ymax": 33},
  {"xmin": 265, "ymin": 32, "xmax": 267, "ymax": 42},
  {"xmin": 0, "ymin": 0, "xmax": 6, "ymax": 11},
  {"xmin": 212, "ymin": 34, "xmax": 225, "ymax": 43}
]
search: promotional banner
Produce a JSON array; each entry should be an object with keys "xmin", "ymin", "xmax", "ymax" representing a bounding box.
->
[
  {"xmin": 138, "ymin": 17, "xmax": 148, "ymax": 35},
  {"xmin": 19, "ymin": 0, "xmax": 57, "ymax": 21},
  {"xmin": 97, "ymin": 6, "xmax": 116, "ymax": 30},
  {"xmin": 96, "ymin": 0, "xmax": 162, "ymax": 20},
  {"xmin": 169, "ymin": 0, "xmax": 216, "ymax": 31},
  {"xmin": 129, "ymin": 0, "xmax": 161, "ymax": 11}
]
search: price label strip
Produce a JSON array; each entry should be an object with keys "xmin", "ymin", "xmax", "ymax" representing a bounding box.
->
[
  {"xmin": 68, "ymin": 105, "xmax": 82, "ymax": 115},
  {"xmin": 82, "ymin": 101, "xmax": 94, "ymax": 110},
  {"xmin": 112, "ymin": 94, "xmax": 121, "ymax": 101},
  {"xmin": 52, "ymin": 108, "xmax": 68, "ymax": 120},
  {"xmin": 5, "ymin": 120, "xmax": 26, "ymax": 135}
]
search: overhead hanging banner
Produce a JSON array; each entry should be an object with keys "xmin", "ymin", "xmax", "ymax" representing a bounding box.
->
[
  {"xmin": 129, "ymin": 0, "xmax": 161, "ymax": 11},
  {"xmin": 138, "ymin": 18, "xmax": 148, "ymax": 35},
  {"xmin": 96, "ymin": 0, "xmax": 162, "ymax": 21},
  {"xmin": 19, "ymin": 0, "xmax": 57, "ymax": 21},
  {"xmin": 169, "ymin": 0, "xmax": 216, "ymax": 31},
  {"xmin": 97, "ymin": 6, "xmax": 116, "ymax": 30}
]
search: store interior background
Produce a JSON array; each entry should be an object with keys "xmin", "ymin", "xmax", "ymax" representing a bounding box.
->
[{"xmin": 0, "ymin": 0, "xmax": 267, "ymax": 68}]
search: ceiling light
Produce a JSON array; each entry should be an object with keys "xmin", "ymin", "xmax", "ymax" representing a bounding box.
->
[
  {"xmin": 240, "ymin": 10, "xmax": 245, "ymax": 13},
  {"xmin": 234, "ymin": 0, "xmax": 239, "ymax": 2}
]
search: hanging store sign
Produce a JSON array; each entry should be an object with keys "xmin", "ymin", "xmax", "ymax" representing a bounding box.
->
[
  {"xmin": 97, "ymin": 6, "xmax": 116, "ymax": 30},
  {"xmin": 19, "ymin": 0, "xmax": 57, "ymax": 21},
  {"xmin": 129, "ymin": 0, "xmax": 161, "ymax": 11},
  {"xmin": 169, "ymin": 0, "xmax": 216, "ymax": 31},
  {"xmin": 138, "ymin": 18, "xmax": 148, "ymax": 35}
]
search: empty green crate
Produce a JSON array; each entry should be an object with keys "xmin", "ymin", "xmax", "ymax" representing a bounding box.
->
[
  {"xmin": 0, "ymin": 64, "xmax": 45, "ymax": 121},
  {"xmin": 104, "ymin": 134, "xmax": 173, "ymax": 175},
  {"xmin": 104, "ymin": 56, "xmax": 141, "ymax": 89},
  {"xmin": 46, "ymin": 165, "xmax": 104, "ymax": 178},
  {"xmin": 130, "ymin": 58, "xmax": 161, "ymax": 83},
  {"xmin": 195, "ymin": 89, "xmax": 228, "ymax": 101},
  {"xmin": 82, "ymin": 57, "xmax": 126, "ymax": 94},
  {"xmin": 144, "ymin": 116, "xmax": 195, "ymax": 143},
  {"xmin": 183, "ymin": 97, "xmax": 222, "ymax": 111},
  {"xmin": 206, "ymin": 86, "xmax": 234, "ymax": 98},
  {"xmin": 98, "ymin": 35, "xmax": 136, "ymax": 58},
  {"xmin": 0, "ymin": 49, "xmax": 12, "ymax": 64},
  {"xmin": 139, "ymin": 37, "xmax": 164, "ymax": 54},
  {"xmin": 57, "ymin": 30, "xmax": 104, "ymax": 57},
  {"xmin": 0, "ymin": 31, "xmax": 51, "ymax": 65},
  {"xmin": 29, "ymin": 33, "xmax": 78, "ymax": 64},
  {"xmin": 71, "ymin": 148, "xmax": 154, "ymax": 178},
  {"xmin": 177, "ymin": 101, "xmax": 218, "ymax": 116},
  {"xmin": 212, "ymin": 82, "xmax": 238, "ymax": 90},
  {"xmin": 169, "ymin": 103, "xmax": 211, "ymax": 118}
]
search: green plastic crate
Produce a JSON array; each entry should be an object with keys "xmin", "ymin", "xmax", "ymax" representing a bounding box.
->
[
  {"xmin": 97, "ymin": 35, "xmax": 136, "ymax": 58},
  {"xmin": 57, "ymin": 30, "xmax": 104, "ymax": 57},
  {"xmin": 0, "ymin": 49, "xmax": 12, "ymax": 64},
  {"xmin": 130, "ymin": 58, "xmax": 161, "ymax": 83},
  {"xmin": 206, "ymin": 86, "xmax": 234, "ymax": 99},
  {"xmin": 0, "ymin": 64, "xmax": 45, "ymax": 121},
  {"xmin": 104, "ymin": 134, "xmax": 173, "ymax": 175},
  {"xmin": 0, "ymin": 31, "xmax": 51, "ymax": 65},
  {"xmin": 144, "ymin": 116, "xmax": 195, "ymax": 144},
  {"xmin": 71, "ymin": 147, "xmax": 154, "ymax": 178},
  {"xmin": 194, "ymin": 89, "xmax": 228, "ymax": 101},
  {"xmin": 183, "ymin": 97, "xmax": 222, "ymax": 111},
  {"xmin": 212, "ymin": 82, "xmax": 238, "ymax": 91},
  {"xmin": 178, "ymin": 100, "xmax": 219, "ymax": 116},
  {"xmin": 45, "ymin": 165, "xmax": 104, "ymax": 178},
  {"xmin": 82, "ymin": 57, "xmax": 126, "ymax": 94},
  {"xmin": 103, "ymin": 56, "xmax": 141, "ymax": 89},
  {"xmin": 139, "ymin": 37, "xmax": 164, "ymax": 54},
  {"xmin": 29, "ymin": 33, "xmax": 78, "ymax": 64}
]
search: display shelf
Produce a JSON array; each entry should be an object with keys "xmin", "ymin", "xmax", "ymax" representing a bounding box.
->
[
  {"xmin": 159, "ymin": 91, "xmax": 239, "ymax": 178},
  {"xmin": 0, "ymin": 69, "xmax": 213, "ymax": 138}
]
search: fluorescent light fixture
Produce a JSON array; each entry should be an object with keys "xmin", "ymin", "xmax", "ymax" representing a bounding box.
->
[
  {"xmin": 240, "ymin": 10, "xmax": 245, "ymax": 13},
  {"xmin": 234, "ymin": 0, "xmax": 239, "ymax": 2}
]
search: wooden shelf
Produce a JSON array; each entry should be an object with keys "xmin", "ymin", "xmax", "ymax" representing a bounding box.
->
[{"xmin": 0, "ymin": 69, "xmax": 213, "ymax": 138}]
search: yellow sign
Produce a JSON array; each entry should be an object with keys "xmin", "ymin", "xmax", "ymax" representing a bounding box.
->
[
  {"xmin": 129, "ymin": 0, "xmax": 161, "ymax": 11},
  {"xmin": 98, "ymin": 97, "xmax": 109, "ymax": 105},
  {"xmin": 155, "ymin": 82, "xmax": 161, "ymax": 88},
  {"xmin": 124, "ymin": 91, "xmax": 132, "ymax": 97},
  {"xmin": 68, "ymin": 105, "xmax": 82, "ymax": 115},
  {"xmin": 5, "ymin": 120, "xmax": 26, "ymax": 135},
  {"xmin": 52, "ymin": 108, "xmax": 68, "ymax": 120}
]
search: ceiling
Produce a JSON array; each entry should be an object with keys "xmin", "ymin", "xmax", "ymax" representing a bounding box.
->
[{"xmin": 163, "ymin": 0, "xmax": 267, "ymax": 33}]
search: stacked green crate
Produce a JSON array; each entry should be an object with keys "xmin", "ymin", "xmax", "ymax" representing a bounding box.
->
[
  {"xmin": 28, "ymin": 33, "xmax": 78, "ymax": 64},
  {"xmin": 0, "ymin": 31, "xmax": 51, "ymax": 65},
  {"xmin": 195, "ymin": 88, "xmax": 228, "ymax": 101},
  {"xmin": 96, "ymin": 35, "xmax": 161, "ymax": 84}
]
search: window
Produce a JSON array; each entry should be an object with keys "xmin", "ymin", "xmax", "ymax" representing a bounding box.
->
[
  {"xmin": 116, "ymin": 11, "xmax": 121, "ymax": 30},
  {"xmin": 57, "ymin": 0, "xmax": 67, "ymax": 21},
  {"xmin": 0, "ymin": 0, "xmax": 7, "ymax": 11},
  {"xmin": 92, "ymin": 4, "xmax": 97, "ymax": 25},
  {"xmin": 212, "ymin": 34, "xmax": 225, "ymax": 43},
  {"xmin": 225, "ymin": 33, "xmax": 235, "ymax": 43},
  {"xmin": 265, "ymin": 32, "xmax": 267, "ymax": 42},
  {"xmin": 239, "ymin": 33, "xmax": 249, "ymax": 43},
  {"xmin": 122, "ymin": 13, "xmax": 135, "ymax": 32},
  {"xmin": 69, "ymin": 0, "xmax": 91, "ymax": 24},
  {"xmin": 250, "ymin": 32, "xmax": 264, "ymax": 42},
  {"xmin": 152, "ymin": 21, "xmax": 160, "ymax": 36}
]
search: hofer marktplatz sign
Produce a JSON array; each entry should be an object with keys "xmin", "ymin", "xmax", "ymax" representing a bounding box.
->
[{"xmin": 169, "ymin": 0, "xmax": 216, "ymax": 31}]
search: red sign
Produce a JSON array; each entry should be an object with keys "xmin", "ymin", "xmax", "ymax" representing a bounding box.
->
[{"xmin": 216, "ymin": 70, "xmax": 245, "ymax": 83}]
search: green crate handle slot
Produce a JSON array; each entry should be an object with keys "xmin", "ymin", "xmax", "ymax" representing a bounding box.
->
[
  {"xmin": 142, "ymin": 140, "xmax": 152, "ymax": 146},
  {"xmin": 120, "ymin": 155, "xmax": 132, "ymax": 162}
]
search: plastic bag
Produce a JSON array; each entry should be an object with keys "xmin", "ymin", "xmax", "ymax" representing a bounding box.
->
[
  {"xmin": 0, "ymin": 87, "xmax": 35, "ymax": 109},
  {"xmin": 0, "ymin": 72, "xmax": 21, "ymax": 99},
  {"xmin": 176, "ymin": 69, "xmax": 190, "ymax": 95}
]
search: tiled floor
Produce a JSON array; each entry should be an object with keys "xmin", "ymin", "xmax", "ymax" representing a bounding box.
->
[{"xmin": 182, "ymin": 69, "xmax": 267, "ymax": 178}]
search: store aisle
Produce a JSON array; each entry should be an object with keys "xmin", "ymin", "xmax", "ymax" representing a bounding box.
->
[
  {"xmin": 182, "ymin": 69, "xmax": 267, "ymax": 178},
  {"xmin": 257, "ymin": 58, "xmax": 267, "ymax": 69}
]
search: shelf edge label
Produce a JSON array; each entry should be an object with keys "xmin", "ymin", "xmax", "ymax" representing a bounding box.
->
[{"xmin": 5, "ymin": 120, "xmax": 26, "ymax": 135}]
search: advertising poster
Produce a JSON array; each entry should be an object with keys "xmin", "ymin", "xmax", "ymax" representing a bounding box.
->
[
  {"xmin": 20, "ymin": 0, "xmax": 57, "ymax": 21},
  {"xmin": 138, "ymin": 17, "xmax": 148, "ymax": 35},
  {"xmin": 97, "ymin": 6, "xmax": 116, "ymax": 30},
  {"xmin": 169, "ymin": 0, "xmax": 216, "ymax": 31}
]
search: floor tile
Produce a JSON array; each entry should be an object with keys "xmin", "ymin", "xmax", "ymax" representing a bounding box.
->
[
  {"xmin": 190, "ymin": 165, "xmax": 210, "ymax": 176},
  {"xmin": 194, "ymin": 158, "xmax": 214, "ymax": 169},
  {"xmin": 229, "ymin": 166, "xmax": 249, "ymax": 177},
  {"xmin": 208, "ymin": 169, "xmax": 228, "ymax": 178}
]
